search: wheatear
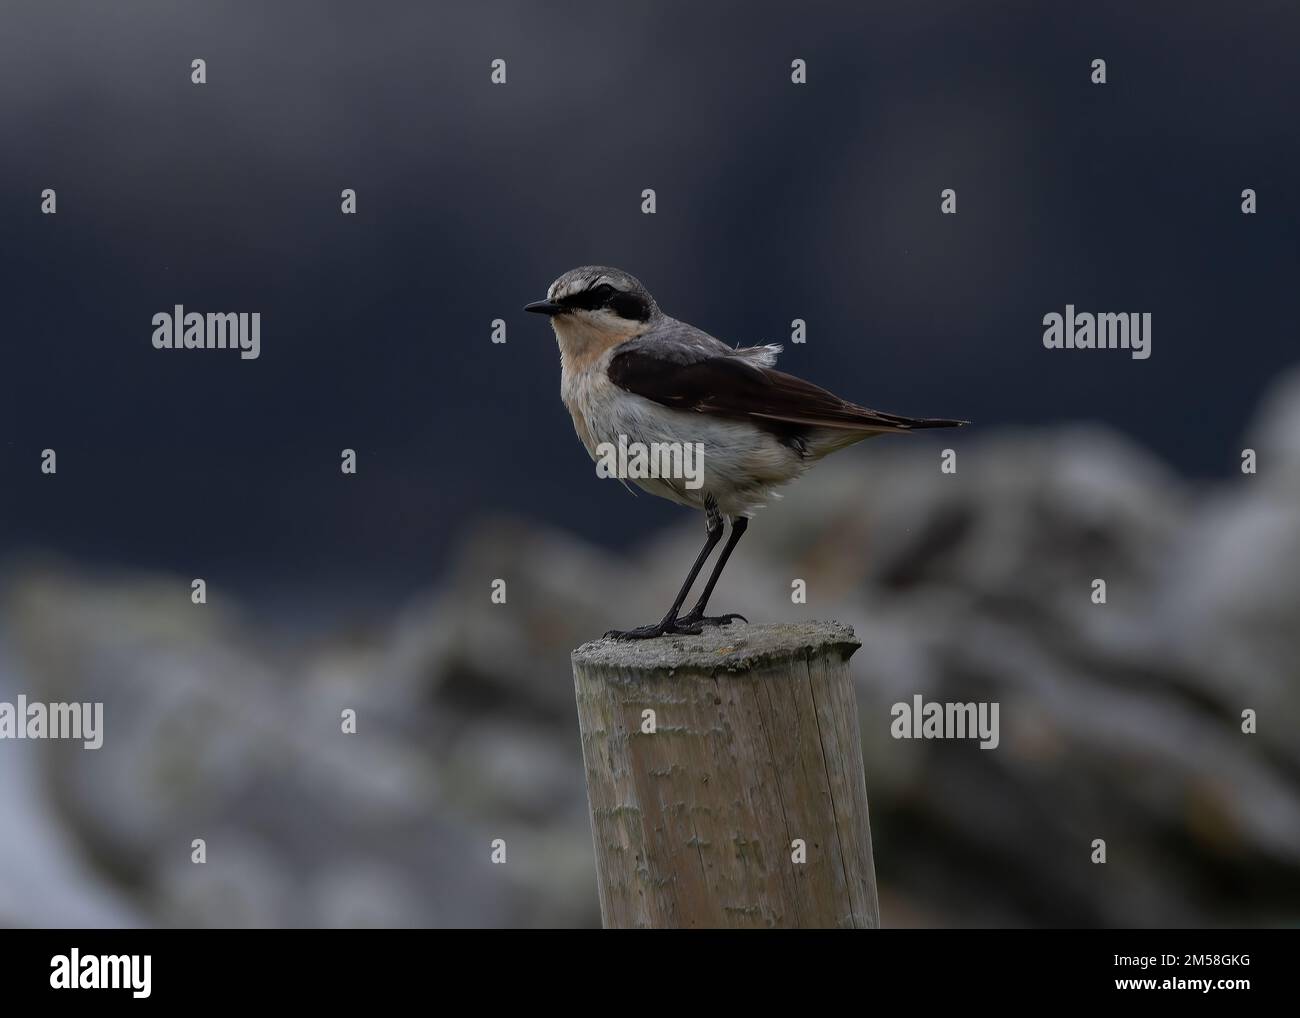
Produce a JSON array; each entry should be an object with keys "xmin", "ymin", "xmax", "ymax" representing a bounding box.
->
[{"xmin": 526, "ymin": 266, "xmax": 967, "ymax": 639}]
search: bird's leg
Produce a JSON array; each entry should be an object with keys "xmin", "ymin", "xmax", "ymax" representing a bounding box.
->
[
  {"xmin": 605, "ymin": 499, "xmax": 725, "ymax": 640},
  {"xmin": 677, "ymin": 516, "xmax": 750, "ymax": 628}
]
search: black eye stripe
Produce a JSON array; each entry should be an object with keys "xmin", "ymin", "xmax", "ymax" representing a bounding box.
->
[
  {"xmin": 557, "ymin": 281, "xmax": 651, "ymax": 321},
  {"xmin": 609, "ymin": 291, "xmax": 651, "ymax": 321},
  {"xmin": 558, "ymin": 284, "xmax": 610, "ymax": 311}
]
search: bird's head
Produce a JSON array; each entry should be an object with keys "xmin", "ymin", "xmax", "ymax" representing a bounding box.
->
[{"xmin": 525, "ymin": 266, "xmax": 659, "ymax": 346}]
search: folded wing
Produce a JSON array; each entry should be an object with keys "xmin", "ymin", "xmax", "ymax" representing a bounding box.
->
[{"xmin": 608, "ymin": 336, "xmax": 967, "ymax": 433}]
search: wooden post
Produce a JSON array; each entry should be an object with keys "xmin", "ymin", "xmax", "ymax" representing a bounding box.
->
[{"xmin": 572, "ymin": 621, "xmax": 880, "ymax": 929}]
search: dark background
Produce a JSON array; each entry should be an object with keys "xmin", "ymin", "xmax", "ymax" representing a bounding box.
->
[{"xmin": 3, "ymin": 0, "xmax": 1297, "ymax": 607}]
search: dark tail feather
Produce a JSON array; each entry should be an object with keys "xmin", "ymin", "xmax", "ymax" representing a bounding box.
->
[
  {"xmin": 899, "ymin": 415, "xmax": 969, "ymax": 430},
  {"xmin": 866, "ymin": 410, "xmax": 970, "ymax": 431}
]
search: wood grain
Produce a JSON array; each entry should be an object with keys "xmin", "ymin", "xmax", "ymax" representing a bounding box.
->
[{"xmin": 572, "ymin": 621, "xmax": 880, "ymax": 929}]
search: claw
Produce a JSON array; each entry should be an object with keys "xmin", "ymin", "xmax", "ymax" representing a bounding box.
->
[{"xmin": 676, "ymin": 611, "xmax": 748, "ymax": 629}]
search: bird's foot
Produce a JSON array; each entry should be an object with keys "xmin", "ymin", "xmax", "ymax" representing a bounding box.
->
[
  {"xmin": 605, "ymin": 611, "xmax": 748, "ymax": 639},
  {"xmin": 676, "ymin": 610, "xmax": 748, "ymax": 629},
  {"xmin": 604, "ymin": 617, "xmax": 705, "ymax": 640}
]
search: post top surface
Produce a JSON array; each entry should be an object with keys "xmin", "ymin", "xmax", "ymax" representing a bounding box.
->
[{"xmin": 572, "ymin": 620, "xmax": 860, "ymax": 673}]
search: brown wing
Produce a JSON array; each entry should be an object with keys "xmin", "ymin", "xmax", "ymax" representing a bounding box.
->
[{"xmin": 607, "ymin": 344, "xmax": 967, "ymax": 433}]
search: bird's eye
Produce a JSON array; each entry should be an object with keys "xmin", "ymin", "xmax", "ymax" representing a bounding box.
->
[{"xmin": 591, "ymin": 283, "xmax": 616, "ymax": 302}]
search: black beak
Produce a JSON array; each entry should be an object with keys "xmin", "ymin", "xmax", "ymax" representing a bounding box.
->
[{"xmin": 524, "ymin": 299, "xmax": 564, "ymax": 316}]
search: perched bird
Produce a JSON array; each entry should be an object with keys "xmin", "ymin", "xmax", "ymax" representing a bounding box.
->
[{"xmin": 526, "ymin": 265, "xmax": 967, "ymax": 639}]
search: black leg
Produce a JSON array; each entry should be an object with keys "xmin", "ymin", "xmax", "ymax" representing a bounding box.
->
[
  {"xmin": 605, "ymin": 500, "xmax": 724, "ymax": 640},
  {"xmin": 678, "ymin": 516, "xmax": 750, "ymax": 627}
]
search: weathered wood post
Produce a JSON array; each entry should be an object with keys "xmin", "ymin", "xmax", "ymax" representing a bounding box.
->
[{"xmin": 572, "ymin": 621, "xmax": 880, "ymax": 929}]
